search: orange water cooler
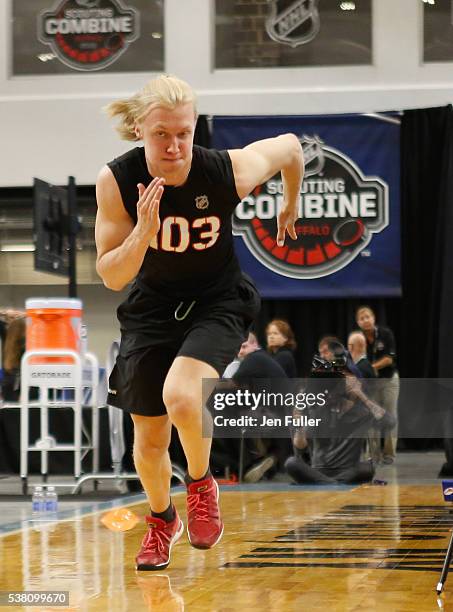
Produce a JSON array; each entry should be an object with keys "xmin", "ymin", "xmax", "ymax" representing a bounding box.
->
[
  {"xmin": 20, "ymin": 297, "xmax": 101, "ymax": 490},
  {"xmin": 25, "ymin": 298, "xmax": 83, "ymax": 363}
]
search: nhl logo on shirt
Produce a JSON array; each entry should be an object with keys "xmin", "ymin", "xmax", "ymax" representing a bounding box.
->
[
  {"xmin": 37, "ymin": 0, "xmax": 140, "ymax": 71},
  {"xmin": 195, "ymin": 195, "xmax": 209, "ymax": 210},
  {"xmin": 265, "ymin": 0, "xmax": 320, "ymax": 48},
  {"xmin": 233, "ymin": 134, "xmax": 389, "ymax": 280}
]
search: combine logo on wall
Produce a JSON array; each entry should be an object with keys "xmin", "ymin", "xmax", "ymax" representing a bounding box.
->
[
  {"xmin": 233, "ymin": 135, "xmax": 389, "ymax": 279},
  {"xmin": 265, "ymin": 0, "xmax": 320, "ymax": 47},
  {"xmin": 37, "ymin": 0, "xmax": 139, "ymax": 71}
]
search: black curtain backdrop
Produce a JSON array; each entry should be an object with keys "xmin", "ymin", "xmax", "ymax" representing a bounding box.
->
[
  {"xmin": 434, "ymin": 109, "xmax": 453, "ymax": 377},
  {"xmin": 400, "ymin": 105, "xmax": 453, "ymax": 379},
  {"xmin": 399, "ymin": 105, "xmax": 453, "ymax": 452}
]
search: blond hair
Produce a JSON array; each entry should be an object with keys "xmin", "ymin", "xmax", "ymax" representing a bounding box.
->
[{"xmin": 104, "ymin": 74, "xmax": 197, "ymax": 141}]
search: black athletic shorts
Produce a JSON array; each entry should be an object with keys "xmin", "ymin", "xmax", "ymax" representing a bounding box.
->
[{"xmin": 107, "ymin": 274, "xmax": 261, "ymax": 417}]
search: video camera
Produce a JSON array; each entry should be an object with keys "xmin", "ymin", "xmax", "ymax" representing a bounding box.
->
[
  {"xmin": 310, "ymin": 349, "xmax": 349, "ymax": 379},
  {"xmin": 307, "ymin": 349, "xmax": 351, "ymax": 427}
]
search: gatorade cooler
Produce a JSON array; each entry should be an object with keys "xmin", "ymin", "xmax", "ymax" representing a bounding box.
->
[{"xmin": 25, "ymin": 298, "xmax": 83, "ymax": 363}]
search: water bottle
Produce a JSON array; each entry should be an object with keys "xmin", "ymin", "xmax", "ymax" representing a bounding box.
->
[
  {"xmin": 31, "ymin": 486, "xmax": 45, "ymax": 516},
  {"xmin": 45, "ymin": 486, "xmax": 58, "ymax": 515}
]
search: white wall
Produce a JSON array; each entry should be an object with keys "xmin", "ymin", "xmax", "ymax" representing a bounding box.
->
[{"xmin": 1, "ymin": 0, "xmax": 453, "ymax": 187}]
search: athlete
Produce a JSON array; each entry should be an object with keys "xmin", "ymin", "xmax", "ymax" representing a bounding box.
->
[{"xmin": 95, "ymin": 75, "xmax": 304, "ymax": 571}]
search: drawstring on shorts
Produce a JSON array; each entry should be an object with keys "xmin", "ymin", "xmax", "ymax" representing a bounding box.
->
[{"xmin": 174, "ymin": 300, "xmax": 196, "ymax": 321}]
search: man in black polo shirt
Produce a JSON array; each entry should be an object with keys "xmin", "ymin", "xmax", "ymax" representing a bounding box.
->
[{"xmin": 356, "ymin": 306, "xmax": 399, "ymax": 464}]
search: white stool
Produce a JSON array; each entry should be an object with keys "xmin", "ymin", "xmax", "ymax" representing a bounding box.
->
[
  {"xmin": 20, "ymin": 349, "xmax": 100, "ymax": 494},
  {"xmin": 71, "ymin": 339, "xmax": 186, "ymax": 494}
]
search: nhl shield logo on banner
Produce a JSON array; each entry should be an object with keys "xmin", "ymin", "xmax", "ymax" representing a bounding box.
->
[
  {"xmin": 265, "ymin": 0, "xmax": 320, "ymax": 47},
  {"xmin": 301, "ymin": 135, "xmax": 325, "ymax": 178}
]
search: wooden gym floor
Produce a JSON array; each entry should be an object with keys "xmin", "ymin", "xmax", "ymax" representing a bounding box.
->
[{"xmin": 1, "ymin": 482, "xmax": 452, "ymax": 611}]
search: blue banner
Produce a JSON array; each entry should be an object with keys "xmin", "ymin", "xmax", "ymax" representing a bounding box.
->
[{"xmin": 213, "ymin": 114, "xmax": 401, "ymax": 298}]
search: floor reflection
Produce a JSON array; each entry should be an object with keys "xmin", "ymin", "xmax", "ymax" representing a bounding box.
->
[
  {"xmin": 136, "ymin": 574, "xmax": 185, "ymax": 611},
  {"xmin": 1, "ymin": 485, "xmax": 450, "ymax": 611}
]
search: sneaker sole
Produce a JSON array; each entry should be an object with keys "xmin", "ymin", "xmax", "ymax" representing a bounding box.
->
[
  {"xmin": 187, "ymin": 479, "xmax": 224, "ymax": 550},
  {"xmin": 243, "ymin": 456, "xmax": 275, "ymax": 483},
  {"xmin": 135, "ymin": 518, "xmax": 184, "ymax": 571}
]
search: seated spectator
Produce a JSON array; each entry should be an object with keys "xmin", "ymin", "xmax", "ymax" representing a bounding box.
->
[
  {"xmin": 219, "ymin": 331, "xmax": 291, "ymax": 483},
  {"xmin": 221, "ymin": 331, "xmax": 265, "ymax": 379},
  {"xmin": 234, "ymin": 332, "xmax": 287, "ymax": 382},
  {"xmin": 222, "ymin": 356, "xmax": 240, "ymax": 379},
  {"xmin": 0, "ymin": 308, "xmax": 24, "ymax": 366},
  {"xmin": 285, "ymin": 343, "xmax": 395, "ymax": 486},
  {"xmin": 266, "ymin": 319, "xmax": 298, "ymax": 377},
  {"xmin": 0, "ymin": 309, "xmax": 25, "ymax": 325},
  {"xmin": 2, "ymin": 316, "xmax": 26, "ymax": 401}
]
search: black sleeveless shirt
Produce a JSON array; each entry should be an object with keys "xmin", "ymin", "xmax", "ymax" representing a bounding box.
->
[{"xmin": 107, "ymin": 145, "xmax": 243, "ymax": 299}]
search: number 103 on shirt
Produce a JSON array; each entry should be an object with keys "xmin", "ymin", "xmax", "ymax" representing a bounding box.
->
[{"xmin": 149, "ymin": 216, "xmax": 221, "ymax": 252}]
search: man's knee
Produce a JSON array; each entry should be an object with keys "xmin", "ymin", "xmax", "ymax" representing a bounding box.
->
[
  {"xmin": 285, "ymin": 455, "xmax": 304, "ymax": 482},
  {"xmin": 132, "ymin": 416, "xmax": 170, "ymax": 460},
  {"xmin": 337, "ymin": 461, "xmax": 375, "ymax": 484},
  {"xmin": 162, "ymin": 384, "xmax": 200, "ymax": 427},
  {"xmin": 380, "ymin": 410, "xmax": 397, "ymax": 431},
  {"xmin": 134, "ymin": 437, "xmax": 169, "ymax": 464}
]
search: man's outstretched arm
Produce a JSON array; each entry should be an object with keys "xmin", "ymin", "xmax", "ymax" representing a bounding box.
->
[{"xmin": 229, "ymin": 134, "xmax": 304, "ymax": 246}]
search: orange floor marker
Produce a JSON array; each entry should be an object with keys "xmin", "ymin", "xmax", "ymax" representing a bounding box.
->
[{"xmin": 100, "ymin": 507, "xmax": 139, "ymax": 532}]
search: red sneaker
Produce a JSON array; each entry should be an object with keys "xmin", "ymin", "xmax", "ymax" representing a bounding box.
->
[
  {"xmin": 186, "ymin": 476, "xmax": 224, "ymax": 549},
  {"xmin": 135, "ymin": 511, "xmax": 184, "ymax": 571}
]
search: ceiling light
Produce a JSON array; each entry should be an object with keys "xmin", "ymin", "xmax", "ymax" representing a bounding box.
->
[{"xmin": 0, "ymin": 245, "xmax": 35, "ymax": 252}]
